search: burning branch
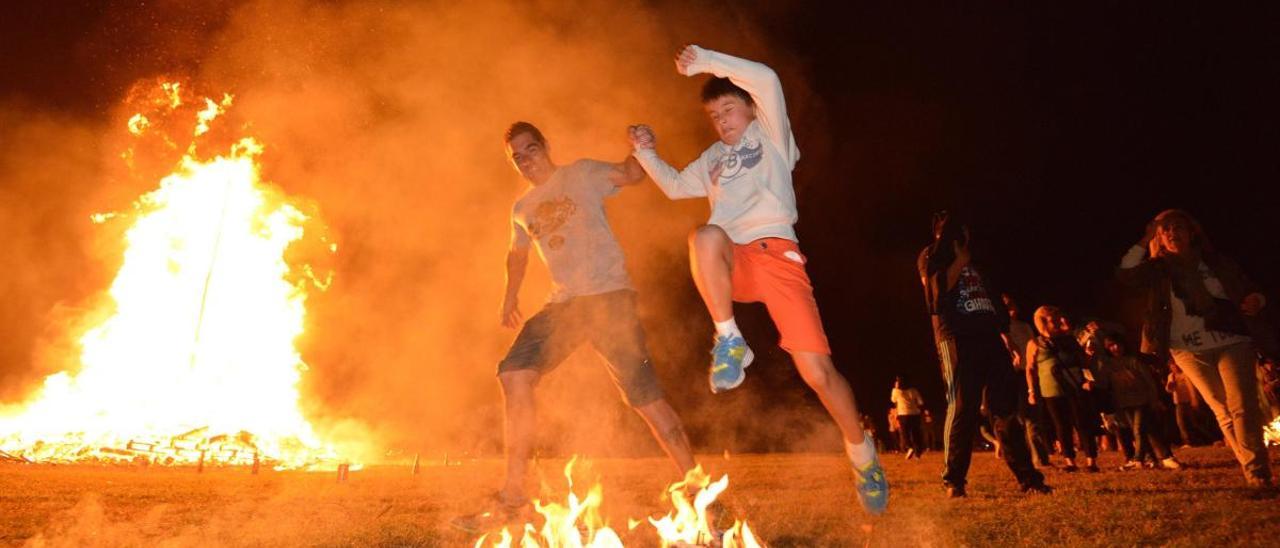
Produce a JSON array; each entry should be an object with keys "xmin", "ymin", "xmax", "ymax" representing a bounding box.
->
[{"xmin": 0, "ymin": 449, "xmax": 31, "ymax": 463}]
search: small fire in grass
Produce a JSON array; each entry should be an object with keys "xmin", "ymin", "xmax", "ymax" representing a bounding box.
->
[
  {"xmin": 0, "ymin": 80, "xmax": 349, "ymax": 470},
  {"xmin": 475, "ymin": 456, "xmax": 626, "ymax": 548},
  {"xmin": 1265, "ymin": 415, "xmax": 1280, "ymax": 447},
  {"xmin": 650, "ymin": 466, "xmax": 761, "ymax": 548},
  {"xmin": 474, "ymin": 458, "xmax": 763, "ymax": 548}
]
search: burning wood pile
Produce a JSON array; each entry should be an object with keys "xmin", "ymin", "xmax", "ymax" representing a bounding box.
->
[
  {"xmin": 0, "ymin": 81, "xmax": 350, "ymax": 471},
  {"xmin": 7, "ymin": 428, "xmax": 277, "ymax": 468}
]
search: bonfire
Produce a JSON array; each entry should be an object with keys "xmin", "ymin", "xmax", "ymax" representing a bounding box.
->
[{"xmin": 0, "ymin": 81, "xmax": 346, "ymax": 470}]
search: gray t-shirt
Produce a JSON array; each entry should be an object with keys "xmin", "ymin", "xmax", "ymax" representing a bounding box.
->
[{"xmin": 511, "ymin": 159, "xmax": 633, "ymax": 303}]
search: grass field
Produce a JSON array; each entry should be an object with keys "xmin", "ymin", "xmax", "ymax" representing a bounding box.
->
[{"xmin": 3, "ymin": 446, "xmax": 1278, "ymax": 547}]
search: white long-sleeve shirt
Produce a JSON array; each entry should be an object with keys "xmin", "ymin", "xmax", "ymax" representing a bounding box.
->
[{"xmin": 634, "ymin": 46, "xmax": 802, "ymax": 244}]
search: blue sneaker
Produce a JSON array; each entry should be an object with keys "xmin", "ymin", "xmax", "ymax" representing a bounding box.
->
[
  {"xmin": 709, "ymin": 334, "xmax": 753, "ymax": 393},
  {"xmin": 852, "ymin": 447, "xmax": 889, "ymax": 515}
]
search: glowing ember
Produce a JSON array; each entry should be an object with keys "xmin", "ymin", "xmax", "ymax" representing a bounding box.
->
[
  {"xmin": 161, "ymin": 82, "xmax": 182, "ymax": 109},
  {"xmin": 127, "ymin": 113, "xmax": 150, "ymax": 136},
  {"xmin": 193, "ymin": 94, "xmax": 232, "ymax": 137},
  {"xmin": 0, "ymin": 82, "xmax": 343, "ymax": 469}
]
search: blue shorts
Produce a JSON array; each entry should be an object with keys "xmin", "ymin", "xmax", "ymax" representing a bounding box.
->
[{"xmin": 498, "ymin": 290, "xmax": 665, "ymax": 407}]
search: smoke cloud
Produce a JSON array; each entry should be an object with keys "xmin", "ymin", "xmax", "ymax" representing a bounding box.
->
[{"xmin": 0, "ymin": 0, "xmax": 840, "ymax": 461}]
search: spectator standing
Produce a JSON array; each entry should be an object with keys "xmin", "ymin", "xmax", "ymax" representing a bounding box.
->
[
  {"xmin": 918, "ymin": 212, "xmax": 1049, "ymax": 497},
  {"xmin": 1096, "ymin": 334, "xmax": 1184, "ymax": 470},
  {"xmin": 1117, "ymin": 210, "xmax": 1275, "ymax": 488},
  {"xmin": 1027, "ymin": 306, "xmax": 1101, "ymax": 472},
  {"xmin": 1004, "ymin": 294, "xmax": 1053, "ymax": 466},
  {"xmin": 892, "ymin": 376, "xmax": 927, "ymax": 459}
]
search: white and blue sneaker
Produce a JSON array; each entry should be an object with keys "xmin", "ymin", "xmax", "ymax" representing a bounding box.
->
[
  {"xmin": 709, "ymin": 334, "xmax": 753, "ymax": 393},
  {"xmin": 852, "ymin": 445, "xmax": 890, "ymax": 515}
]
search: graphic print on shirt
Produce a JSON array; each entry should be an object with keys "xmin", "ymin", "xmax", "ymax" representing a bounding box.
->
[
  {"xmin": 714, "ymin": 134, "xmax": 764, "ymax": 184},
  {"xmin": 527, "ymin": 196, "xmax": 577, "ymax": 251},
  {"xmin": 955, "ymin": 266, "xmax": 997, "ymax": 316},
  {"xmin": 1169, "ymin": 262, "xmax": 1250, "ymax": 351}
]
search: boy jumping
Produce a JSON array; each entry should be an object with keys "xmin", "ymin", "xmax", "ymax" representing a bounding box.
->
[{"xmin": 628, "ymin": 45, "xmax": 887, "ymax": 515}]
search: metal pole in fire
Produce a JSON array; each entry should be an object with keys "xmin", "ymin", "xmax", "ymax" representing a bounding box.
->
[{"xmin": 189, "ymin": 172, "xmax": 237, "ymax": 368}]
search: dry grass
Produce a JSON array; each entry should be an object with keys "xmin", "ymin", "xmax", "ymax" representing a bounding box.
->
[{"xmin": 2, "ymin": 446, "xmax": 1278, "ymax": 547}]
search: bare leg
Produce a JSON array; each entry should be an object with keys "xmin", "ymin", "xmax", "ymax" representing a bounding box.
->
[
  {"xmin": 688, "ymin": 225, "xmax": 735, "ymax": 322},
  {"xmin": 791, "ymin": 350, "xmax": 866, "ymax": 444},
  {"xmin": 635, "ymin": 399, "xmax": 697, "ymax": 475},
  {"xmin": 498, "ymin": 370, "xmax": 538, "ymax": 503}
]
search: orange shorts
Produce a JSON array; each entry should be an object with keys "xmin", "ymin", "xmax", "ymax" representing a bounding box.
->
[{"xmin": 730, "ymin": 238, "xmax": 831, "ymax": 355}]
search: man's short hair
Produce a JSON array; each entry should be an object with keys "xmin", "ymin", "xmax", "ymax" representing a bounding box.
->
[
  {"xmin": 504, "ymin": 121, "xmax": 546, "ymax": 145},
  {"xmin": 701, "ymin": 77, "xmax": 753, "ymax": 106}
]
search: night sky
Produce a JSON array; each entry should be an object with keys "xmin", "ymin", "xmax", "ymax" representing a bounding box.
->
[{"xmin": 3, "ymin": 2, "xmax": 1277, "ymax": 445}]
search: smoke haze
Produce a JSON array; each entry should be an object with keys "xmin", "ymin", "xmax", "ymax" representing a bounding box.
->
[{"xmin": 0, "ymin": 0, "xmax": 841, "ymax": 461}]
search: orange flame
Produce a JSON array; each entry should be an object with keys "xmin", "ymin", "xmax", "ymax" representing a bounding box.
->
[
  {"xmin": 476, "ymin": 457, "xmax": 625, "ymax": 548},
  {"xmin": 0, "ymin": 82, "xmax": 347, "ymax": 469},
  {"xmin": 474, "ymin": 459, "xmax": 765, "ymax": 547},
  {"xmin": 649, "ymin": 466, "xmax": 762, "ymax": 548}
]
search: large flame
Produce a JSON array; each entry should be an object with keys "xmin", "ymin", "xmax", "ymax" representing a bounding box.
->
[{"xmin": 0, "ymin": 82, "xmax": 342, "ymax": 469}]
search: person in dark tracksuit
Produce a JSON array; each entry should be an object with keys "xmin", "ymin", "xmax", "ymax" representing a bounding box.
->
[{"xmin": 917, "ymin": 212, "xmax": 1050, "ymax": 498}]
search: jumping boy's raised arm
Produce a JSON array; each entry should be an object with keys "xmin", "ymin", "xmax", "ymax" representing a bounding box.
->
[
  {"xmin": 677, "ymin": 45, "xmax": 799, "ymax": 169},
  {"xmin": 628, "ymin": 124, "xmax": 711, "ymax": 199}
]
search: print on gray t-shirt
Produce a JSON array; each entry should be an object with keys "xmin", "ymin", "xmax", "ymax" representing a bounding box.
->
[{"xmin": 511, "ymin": 159, "xmax": 633, "ymax": 303}]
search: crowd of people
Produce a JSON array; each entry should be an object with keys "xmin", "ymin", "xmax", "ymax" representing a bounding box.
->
[
  {"xmin": 882, "ymin": 302, "xmax": 1243, "ymax": 464},
  {"xmin": 909, "ymin": 209, "xmax": 1279, "ymax": 496},
  {"xmin": 457, "ymin": 38, "xmax": 1275, "ymax": 530}
]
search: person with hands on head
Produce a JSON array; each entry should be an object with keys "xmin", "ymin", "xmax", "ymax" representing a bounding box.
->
[
  {"xmin": 919, "ymin": 211, "xmax": 1050, "ymax": 498},
  {"xmin": 627, "ymin": 44, "xmax": 888, "ymax": 515},
  {"xmin": 1117, "ymin": 209, "xmax": 1276, "ymax": 488}
]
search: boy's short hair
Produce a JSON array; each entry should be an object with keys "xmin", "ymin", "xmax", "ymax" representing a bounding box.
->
[
  {"xmin": 504, "ymin": 121, "xmax": 546, "ymax": 145},
  {"xmin": 701, "ymin": 77, "xmax": 754, "ymax": 106}
]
